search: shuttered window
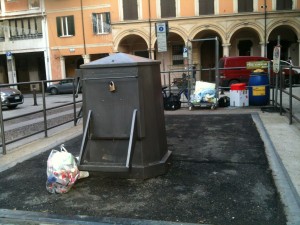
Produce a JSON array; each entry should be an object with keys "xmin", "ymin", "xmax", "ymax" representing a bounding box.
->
[
  {"xmin": 56, "ymin": 16, "xmax": 75, "ymax": 37},
  {"xmin": 238, "ymin": 0, "xmax": 253, "ymax": 13},
  {"xmin": 8, "ymin": 17, "xmax": 42, "ymax": 40},
  {"xmin": 161, "ymin": 0, "xmax": 176, "ymax": 18},
  {"xmin": 276, "ymin": 0, "xmax": 292, "ymax": 10},
  {"xmin": 123, "ymin": 0, "xmax": 138, "ymax": 20},
  {"xmin": 199, "ymin": 0, "xmax": 214, "ymax": 15},
  {"xmin": 92, "ymin": 13, "xmax": 111, "ymax": 34}
]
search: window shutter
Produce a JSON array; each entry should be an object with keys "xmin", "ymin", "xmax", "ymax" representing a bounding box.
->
[
  {"xmin": 238, "ymin": 0, "xmax": 253, "ymax": 12},
  {"xmin": 68, "ymin": 16, "xmax": 75, "ymax": 36},
  {"xmin": 106, "ymin": 13, "xmax": 111, "ymax": 32},
  {"xmin": 199, "ymin": 0, "xmax": 214, "ymax": 15},
  {"xmin": 56, "ymin": 17, "xmax": 62, "ymax": 37},
  {"xmin": 92, "ymin": 13, "xmax": 97, "ymax": 34},
  {"xmin": 161, "ymin": 0, "xmax": 176, "ymax": 18},
  {"xmin": 123, "ymin": 0, "xmax": 138, "ymax": 20}
]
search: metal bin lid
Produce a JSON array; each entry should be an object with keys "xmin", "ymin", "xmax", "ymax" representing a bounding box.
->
[{"xmin": 80, "ymin": 53, "xmax": 160, "ymax": 69}]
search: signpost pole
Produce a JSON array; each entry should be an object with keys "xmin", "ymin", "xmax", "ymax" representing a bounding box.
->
[{"xmin": 273, "ymin": 36, "xmax": 281, "ymax": 108}]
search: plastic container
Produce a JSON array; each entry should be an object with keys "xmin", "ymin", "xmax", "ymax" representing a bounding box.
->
[
  {"xmin": 248, "ymin": 72, "xmax": 269, "ymax": 106},
  {"xmin": 230, "ymin": 83, "xmax": 249, "ymax": 107},
  {"xmin": 230, "ymin": 83, "xmax": 246, "ymax": 90}
]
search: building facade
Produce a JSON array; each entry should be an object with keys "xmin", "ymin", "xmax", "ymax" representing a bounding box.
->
[
  {"xmin": 112, "ymin": 0, "xmax": 300, "ymax": 81},
  {"xmin": 0, "ymin": 0, "xmax": 47, "ymax": 92},
  {"xmin": 0, "ymin": 0, "xmax": 299, "ymax": 89}
]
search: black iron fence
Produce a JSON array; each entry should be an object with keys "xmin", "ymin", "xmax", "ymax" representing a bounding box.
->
[
  {"xmin": 0, "ymin": 79, "xmax": 82, "ymax": 155},
  {"xmin": 160, "ymin": 64, "xmax": 300, "ymax": 124}
]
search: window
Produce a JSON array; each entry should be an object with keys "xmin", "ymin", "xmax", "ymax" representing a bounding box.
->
[
  {"xmin": 29, "ymin": 0, "xmax": 40, "ymax": 9},
  {"xmin": 123, "ymin": 0, "xmax": 138, "ymax": 20},
  {"xmin": 8, "ymin": 17, "xmax": 43, "ymax": 40},
  {"xmin": 172, "ymin": 45, "xmax": 184, "ymax": 65},
  {"xmin": 238, "ymin": 0, "xmax": 253, "ymax": 13},
  {"xmin": 199, "ymin": 0, "xmax": 214, "ymax": 15},
  {"xmin": 56, "ymin": 16, "xmax": 75, "ymax": 37},
  {"xmin": 276, "ymin": 0, "xmax": 292, "ymax": 10},
  {"xmin": 92, "ymin": 13, "xmax": 111, "ymax": 34},
  {"xmin": 161, "ymin": 0, "xmax": 176, "ymax": 18}
]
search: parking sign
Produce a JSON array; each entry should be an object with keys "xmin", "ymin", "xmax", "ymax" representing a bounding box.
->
[{"xmin": 156, "ymin": 22, "xmax": 167, "ymax": 52}]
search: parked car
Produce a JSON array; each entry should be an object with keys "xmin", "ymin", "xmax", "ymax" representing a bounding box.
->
[
  {"xmin": 0, "ymin": 87, "xmax": 24, "ymax": 109},
  {"xmin": 219, "ymin": 56, "xmax": 270, "ymax": 87},
  {"xmin": 46, "ymin": 79, "xmax": 81, "ymax": 95}
]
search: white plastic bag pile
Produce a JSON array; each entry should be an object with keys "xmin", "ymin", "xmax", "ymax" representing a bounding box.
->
[
  {"xmin": 46, "ymin": 144, "xmax": 88, "ymax": 194},
  {"xmin": 190, "ymin": 81, "xmax": 216, "ymax": 104}
]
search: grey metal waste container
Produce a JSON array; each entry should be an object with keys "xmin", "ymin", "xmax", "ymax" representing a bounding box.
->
[{"xmin": 76, "ymin": 53, "xmax": 171, "ymax": 179}]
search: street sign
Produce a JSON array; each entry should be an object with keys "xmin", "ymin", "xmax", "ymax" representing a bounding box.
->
[
  {"xmin": 246, "ymin": 61, "xmax": 268, "ymax": 69},
  {"xmin": 156, "ymin": 22, "xmax": 167, "ymax": 52},
  {"xmin": 273, "ymin": 45, "xmax": 281, "ymax": 73},
  {"xmin": 183, "ymin": 47, "xmax": 188, "ymax": 58}
]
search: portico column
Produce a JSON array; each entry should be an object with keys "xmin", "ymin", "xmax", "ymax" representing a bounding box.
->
[
  {"xmin": 60, "ymin": 56, "xmax": 66, "ymax": 79},
  {"xmin": 260, "ymin": 42, "xmax": 266, "ymax": 57},
  {"xmin": 148, "ymin": 48, "xmax": 155, "ymax": 60},
  {"xmin": 222, "ymin": 43, "xmax": 231, "ymax": 57}
]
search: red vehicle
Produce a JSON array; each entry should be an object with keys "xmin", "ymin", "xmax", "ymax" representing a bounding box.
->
[
  {"xmin": 219, "ymin": 56, "xmax": 300, "ymax": 87},
  {"xmin": 219, "ymin": 56, "xmax": 269, "ymax": 87}
]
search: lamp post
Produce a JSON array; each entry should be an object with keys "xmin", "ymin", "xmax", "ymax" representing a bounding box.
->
[{"xmin": 263, "ymin": 0, "xmax": 267, "ymax": 58}]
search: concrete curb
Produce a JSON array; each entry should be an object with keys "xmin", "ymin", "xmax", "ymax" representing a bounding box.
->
[{"xmin": 252, "ymin": 113, "xmax": 300, "ymax": 224}]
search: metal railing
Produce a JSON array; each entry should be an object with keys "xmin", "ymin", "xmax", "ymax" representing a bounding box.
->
[
  {"xmin": 0, "ymin": 79, "xmax": 82, "ymax": 155},
  {"xmin": 161, "ymin": 64, "xmax": 300, "ymax": 124},
  {"xmin": 274, "ymin": 66, "xmax": 300, "ymax": 124}
]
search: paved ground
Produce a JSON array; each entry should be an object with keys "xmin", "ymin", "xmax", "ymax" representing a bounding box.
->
[{"xmin": 0, "ymin": 113, "xmax": 288, "ymax": 225}]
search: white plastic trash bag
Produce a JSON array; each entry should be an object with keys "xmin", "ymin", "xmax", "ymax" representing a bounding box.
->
[{"xmin": 46, "ymin": 145, "xmax": 80, "ymax": 194}]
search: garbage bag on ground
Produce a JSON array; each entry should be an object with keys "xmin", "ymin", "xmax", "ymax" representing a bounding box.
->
[{"xmin": 46, "ymin": 144, "xmax": 80, "ymax": 194}]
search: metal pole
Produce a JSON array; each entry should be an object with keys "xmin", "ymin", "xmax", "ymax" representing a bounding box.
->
[
  {"xmin": 264, "ymin": 0, "xmax": 267, "ymax": 58},
  {"xmin": 289, "ymin": 67, "xmax": 293, "ymax": 124},
  {"xmin": 274, "ymin": 35, "xmax": 281, "ymax": 108},
  {"xmin": 0, "ymin": 96, "xmax": 6, "ymax": 155},
  {"xmin": 42, "ymin": 81, "xmax": 48, "ymax": 137},
  {"xmin": 72, "ymin": 79, "xmax": 77, "ymax": 126},
  {"xmin": 279, "ymin": 71, "xmax": 283, "ymax": 115},
  {"xmin": 215, "ymin": 37, "xmax": 219, "ymax": 100},
  {"xmin": 32, "ymin": 84, "xmax": 38, "ymax": 106}
]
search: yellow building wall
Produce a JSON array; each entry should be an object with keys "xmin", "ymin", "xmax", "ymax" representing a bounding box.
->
[
  {"xmin": 219, "ymin": 0, "xmax": 234, "ymax": 14},
  {"xmin": 45, "ymin": 0, "xmax": 113, "ymax": 78},
  {"xmin": 5, "ymin": 0, "xmax": 29, "ymax": 11},
  {"xmin": 180, "ymin": 0, "xmax": 195, "ymax": 17}
]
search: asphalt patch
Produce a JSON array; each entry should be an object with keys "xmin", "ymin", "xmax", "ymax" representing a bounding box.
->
[{"xmin": 0, "ymin": 114, "xmax": 286, "ymax": 225}]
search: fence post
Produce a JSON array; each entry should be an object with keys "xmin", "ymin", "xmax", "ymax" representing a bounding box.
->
[
  {"xmin": 32, "ymin": 84, "xmax": 38, "ymax": 106},
  {"xmin": 289, "ymin": 67, "xmax": 293, "ymax": 124},
  {"xmin": 41, "ymin": 81, "xmax": 48, "ymax": 137},
  {"xmin": 72, "ymin": 79, "xmax": 77, "ymax": 126},
  {"xmin": 0, "ymin": 99, "xmax": 6, "ymax": 155},
  {"xmin": 280, "ymin": 72, "xmax": 283, "ymax": 115}
]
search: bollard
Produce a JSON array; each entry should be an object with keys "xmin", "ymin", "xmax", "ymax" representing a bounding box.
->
[{"xmin": 32, "ymin": 85, "xmax": 38, "ymax": 106}]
